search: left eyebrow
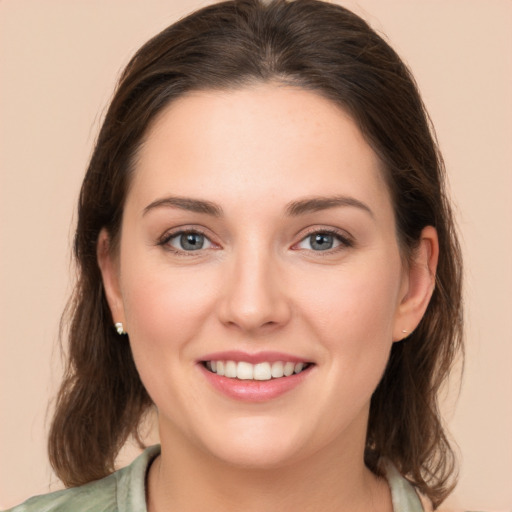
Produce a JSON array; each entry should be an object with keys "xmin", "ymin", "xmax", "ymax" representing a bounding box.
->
[
  {"xmin": 142, "ymin": 196, "xmax": 223, "ymax": 217},
  {"xmin": 285, "ymin": 195, "xmax": 374, "ymax": 218}
]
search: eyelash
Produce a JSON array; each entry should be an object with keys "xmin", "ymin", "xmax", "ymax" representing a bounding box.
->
[
  {"xmin": 157, "ymin": 227, "xmax": 354, "ymax": 256},
  {"xmin": 158, "ymin": 228, "xmax": 214, "ymax": 256},
  {"xmin": 293, "ymin": 228, "xmax": 354, "ymax": 253}
]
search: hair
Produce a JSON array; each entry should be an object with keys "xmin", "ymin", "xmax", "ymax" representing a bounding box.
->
[{"xmin": 48, "ymin": 0, "xmax": 463, "ymax": 507}]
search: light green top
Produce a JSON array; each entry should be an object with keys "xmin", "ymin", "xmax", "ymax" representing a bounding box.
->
[{"xmin": 4, "ymin": 446, "xmax": 425, "ymax": 511}]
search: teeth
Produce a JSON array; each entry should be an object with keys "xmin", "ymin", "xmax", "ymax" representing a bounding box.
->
[
  {"xmin": 271, "ymin": 361, "xmax": 284, "ymax": 378},
  {"xmin": 205, "ymin": 360, "xmax": 309, "ymax": 380},
  {"xmin": 283, "ymin": 362, "xmax": 295, "ymax": 377},
  {"xmin": 253, "ymin": 362, "xmax": 271, "ymax": 381},
  {"xmin": 225, "ymin": 361, "xmax": 237, "ymax": 378},
  {"xmin": 237, "ymin": 361, "xmax": 253, "ymax": 380}
]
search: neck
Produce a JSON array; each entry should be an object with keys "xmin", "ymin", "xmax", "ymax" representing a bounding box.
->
[{"xmin": 147, "ymin": 424, "xmax": 392, "ymax": 512}]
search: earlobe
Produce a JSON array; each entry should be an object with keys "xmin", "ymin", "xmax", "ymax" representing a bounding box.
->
[
  {"xmin": 97, "ymin": 228, "xmax": 125, "ymax": 327},
  {"xmin": 393, "ymin": 226, "xmax": 439, "ymax": 341}
]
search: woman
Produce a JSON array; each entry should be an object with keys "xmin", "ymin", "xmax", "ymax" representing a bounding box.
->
[{"xmin": 5, "ymin": 0, "xmax": 463, "ymax": 510}]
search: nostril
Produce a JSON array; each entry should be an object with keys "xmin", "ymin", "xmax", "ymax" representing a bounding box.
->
[{"xmin": 217, "ymin": 270, "xmax": 292, "ymax": 332}]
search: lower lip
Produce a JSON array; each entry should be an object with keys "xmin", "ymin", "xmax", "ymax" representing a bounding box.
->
[{"xmin": 199, "ymin": 364, "xmax": 312, "ymax": 402}]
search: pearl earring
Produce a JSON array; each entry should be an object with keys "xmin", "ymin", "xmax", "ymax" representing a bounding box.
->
[{"xmin": 115, "ymin": 322, "xmax": 127, "ymax": 335}]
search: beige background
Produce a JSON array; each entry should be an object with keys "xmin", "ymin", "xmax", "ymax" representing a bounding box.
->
[{"xmin": 1, "ymin": 0, "xmax": 511, "ymax": 510}]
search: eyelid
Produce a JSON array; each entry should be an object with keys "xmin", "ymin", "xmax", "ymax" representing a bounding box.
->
[
  {"xmin": 156, "ymin": 225, "xmax": 353, "ymax": 254},
  {"xmin": 292, "ymin": 227, "xmax": 354, "ymax": 251},
  {"xmin": 157, "ymin": 226, "xmax": 219, "ymax": 254}
]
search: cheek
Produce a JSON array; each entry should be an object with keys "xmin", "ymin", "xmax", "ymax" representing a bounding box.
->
[
  {"xmin": 119, "ymin": 257, "xmax": 217, "ymax": 369},
  {"xmin": 301, "ymin": 262, "xmax": 400, "ymax": 335},
  {"xmin": 295, "ymin": 257, "xmax": 402, "ymax": 382}
]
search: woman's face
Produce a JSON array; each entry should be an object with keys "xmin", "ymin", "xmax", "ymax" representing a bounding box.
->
[{"xmin": 101, "ymin": 83, "xmax": 426, "ymax": 468}]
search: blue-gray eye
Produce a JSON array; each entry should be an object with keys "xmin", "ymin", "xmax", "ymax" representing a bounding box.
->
[
  {"xmin": 309, "ymin": 233, "xmax": 334, "ymax": 250},
  {"xmin": 297, "ymin": 232, "xmax": 347, "ymax": 251},
  {"xmin": 168, "ymin": 232, "xmax": 212, "ymax": 251}
]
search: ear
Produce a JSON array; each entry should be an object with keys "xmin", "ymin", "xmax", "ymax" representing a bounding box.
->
[
  {"xmin": 393, "ymin": 226, "xmax": 439, "ymax": 342},
  {"xmin": 97, "ymin": 228, "xmax": 125, "ymax": 327}
]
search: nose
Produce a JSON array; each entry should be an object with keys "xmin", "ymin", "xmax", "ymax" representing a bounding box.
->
[{"xmin": 217, "ymin": 245, "xmax": 292, "ymax": 334}]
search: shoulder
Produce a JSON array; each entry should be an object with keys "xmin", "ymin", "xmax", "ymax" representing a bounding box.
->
[
  {"xmin": 383, "ymin": 460, "xmax": 428, "ymax": 512},
  {"xmin": 3, "ymin": 475, "xmax": 117, "ymax": 512},
  {"xmin": 383, "ymin": 463, "xmax": 471, "ymax": 512},
  {"xmin": 3, "ymin": 445, "xmax": 161, "ymax": 512}
]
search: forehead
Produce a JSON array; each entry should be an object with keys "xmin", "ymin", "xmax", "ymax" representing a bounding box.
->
[{"xmin": 129, "ymin": 83, "xmax": 391, "ymax": 216}]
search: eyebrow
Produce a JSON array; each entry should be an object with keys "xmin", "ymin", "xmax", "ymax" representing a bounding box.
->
[
  {"xmin": 142, "ymin": 194, "xmax": 373, "ymax": 218},
  {"xmin": 285, "ymin": 196, "xmax": 374, "ymax": 218},
  {"xmin": 143, "ymin": 196, "xmax": 223, "ymax": 217}
]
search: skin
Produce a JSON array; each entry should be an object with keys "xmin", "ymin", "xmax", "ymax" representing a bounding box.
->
[{"xmin": 98, "ymin": 83, "xmax": 438, "ymax": 512}]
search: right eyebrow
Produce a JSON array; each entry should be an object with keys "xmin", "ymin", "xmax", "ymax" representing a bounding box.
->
[
  {"xmin": 142, "ymin": 196, "xmax": 223, "ymax": 217},
  {"xmin": 285, "ymin": 195, "xmax": 374, "ymax": 219}
]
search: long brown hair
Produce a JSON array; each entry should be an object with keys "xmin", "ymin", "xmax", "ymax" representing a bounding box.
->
[{"xmin": 49, "ymin": 0, "xmax": 463, "ymax": 507}]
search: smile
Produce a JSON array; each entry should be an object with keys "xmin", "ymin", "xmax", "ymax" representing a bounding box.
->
[{"xmin": 203, "ymin": 360, "xmax": 311, "ymax": 380}]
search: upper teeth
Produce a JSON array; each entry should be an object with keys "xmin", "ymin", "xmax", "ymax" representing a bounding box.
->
[{"xmin": 205, "ymin": 360, "xmax": 307, "ymax": 380}]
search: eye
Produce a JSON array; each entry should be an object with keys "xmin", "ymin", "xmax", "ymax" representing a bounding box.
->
[
  {"xmin": 164, "ymin": 231, "xmax": 213, "ymax": 252},
  {"xmin": 295, "ymin": 230, "xmax": 352, "ymax": 252}
]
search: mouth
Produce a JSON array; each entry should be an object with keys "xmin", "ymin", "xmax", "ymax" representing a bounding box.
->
[{"xmin": 201, "ymin": 360, "xmax": 313, "ymax": 381}]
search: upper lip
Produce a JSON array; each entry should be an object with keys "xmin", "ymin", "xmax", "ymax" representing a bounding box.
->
[{"xmin": 199, "ymin": 350, "xmax": 312, "ymax": 364}]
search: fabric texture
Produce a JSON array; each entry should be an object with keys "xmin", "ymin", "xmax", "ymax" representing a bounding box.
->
[{"xmin": 4, "ymin": 445, "xmax": 425, "ymax": 511}]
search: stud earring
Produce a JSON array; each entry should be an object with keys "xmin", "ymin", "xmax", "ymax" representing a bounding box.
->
[
  {"xmin": 401, "ymin": 329, "xmax": 408, "ymax": 334},
  {"xmin": 115, "ymin": 322, "xmax": 127, "ymax": 335}
]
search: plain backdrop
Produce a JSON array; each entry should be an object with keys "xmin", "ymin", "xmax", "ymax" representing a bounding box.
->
[{"xmin": 1, "ymin": 0, "xmax": 511, "ymax": 510}]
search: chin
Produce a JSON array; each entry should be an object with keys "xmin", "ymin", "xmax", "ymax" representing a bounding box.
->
[
  {"xmin": 194, "ymin": 416, "xmax": 312, "ymax": 469},
  {"xmin": 208, "ymin": 440, "xmax": 304, "ymax": 470}
]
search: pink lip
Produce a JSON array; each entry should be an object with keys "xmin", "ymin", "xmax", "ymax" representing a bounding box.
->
[
  {"xmin": 198, "ymin": 361, "xmax": 314, "ymax": 402},
  {"xmin": 199, "ymin": 350, "xmax": 309, "ymax": 364}
]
